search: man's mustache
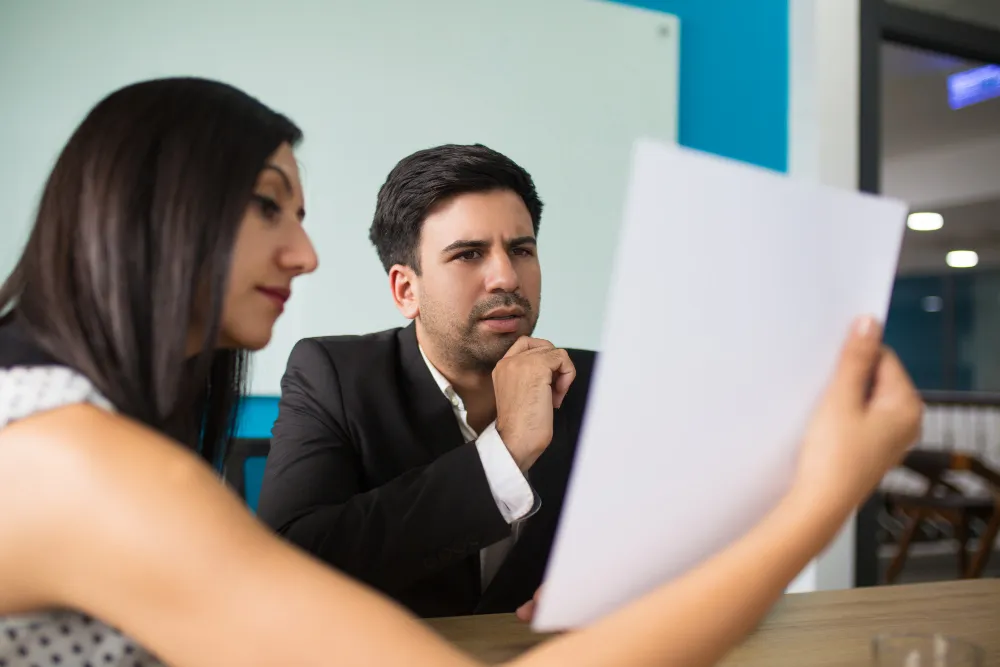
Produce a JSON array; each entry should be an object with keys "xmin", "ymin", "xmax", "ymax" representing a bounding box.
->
[{"xmin": 469, "ymin": 293, "xmax": 533, "ymax": 321}]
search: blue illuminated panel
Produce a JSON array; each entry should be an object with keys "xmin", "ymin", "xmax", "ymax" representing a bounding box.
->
[{"xmin": 948, "ymin": 65, "xmax": 1000, "ymax": 109}]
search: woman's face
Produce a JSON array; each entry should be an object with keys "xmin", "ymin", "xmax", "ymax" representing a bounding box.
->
[{"xmin": 217, "ymin": 142, "xmax": 318, "ymax": 351}]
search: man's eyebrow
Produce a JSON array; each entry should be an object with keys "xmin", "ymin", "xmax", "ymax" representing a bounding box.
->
[
  {"xmin": 441, "ymin": 239, "xmax": 490, "ymax": 254},
  {"xmin": 441, "ymin": 237, "xmax": 537, "ymax": 253},
  {"xmin": 507, "ymin": 236, "xmax": 537, "ymax": 248}
]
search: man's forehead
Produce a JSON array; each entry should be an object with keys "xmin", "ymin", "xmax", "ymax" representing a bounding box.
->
[
  {"xmin": 440, "ymin": 230, "xmax": 536, "ymax": 244},
  {"xmin": 423, "ymin": 217, "xmax": 535, "ymax": 245}
]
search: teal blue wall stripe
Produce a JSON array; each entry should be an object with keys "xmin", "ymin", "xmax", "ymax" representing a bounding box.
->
[
  {"xmin": 235, "ymin": 395, "xmax": 280, "ymax": 439},
  {"xmin": 612, "ymin": 0, "xmax": 789, "ymax": 173},
  {"xmin": 235, "ymin": 0, "xmax": 791, "ymax": 440},
  {"xmin": 244, "ymin": 457, "xmax": 268, "ymax": 512}
]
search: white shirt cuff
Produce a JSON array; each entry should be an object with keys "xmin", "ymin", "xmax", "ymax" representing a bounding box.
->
[{"xmin": 475, "ymin": 421, "xmax": 536, "ymax": 523}]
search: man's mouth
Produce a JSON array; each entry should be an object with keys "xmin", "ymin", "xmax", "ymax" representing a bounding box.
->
[
  {"xmin": 481, "ymin": 308, "xmax": 525, "ymax": 321},
  {"xmin": 478, "ymin": 308, "xmax": 526, "ymax": 333}
]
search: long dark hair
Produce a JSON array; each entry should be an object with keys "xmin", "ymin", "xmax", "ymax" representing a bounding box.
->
[{"xmin": 0, "ymin": 77, "xmax": 302, "ymax": 465}]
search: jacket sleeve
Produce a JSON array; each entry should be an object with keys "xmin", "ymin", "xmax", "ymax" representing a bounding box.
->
[{"xmin": 255, "ymin": 338, "xmax": 511, "ymax": 594}]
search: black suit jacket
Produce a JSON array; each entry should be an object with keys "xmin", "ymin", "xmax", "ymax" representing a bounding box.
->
[{"xmin": 257, "ymin": 323, "xmax": 595, "ymax": 618}]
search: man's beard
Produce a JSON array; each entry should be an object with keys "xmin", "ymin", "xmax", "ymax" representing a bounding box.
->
[{"xmin": 424, "ymin": 292, "xmax": 538, "ymax": 373}]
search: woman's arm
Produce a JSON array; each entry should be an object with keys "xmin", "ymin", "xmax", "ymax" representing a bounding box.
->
[
  {"xmin": 0, "ymin": 318, "xmax": 920, "ymax": 667},
  {"xmin": 0, "ymin": 404, "xmax": 480, "ymax": 667}
]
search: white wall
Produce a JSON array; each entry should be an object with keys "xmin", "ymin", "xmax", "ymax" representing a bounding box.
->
[
  {"xmin": 786, "ymin": 0, "xmax": 862, "ymax": 594},
  {"xmin": 0, "ymin": 0, "xmax": 679, "ymax": 395}
]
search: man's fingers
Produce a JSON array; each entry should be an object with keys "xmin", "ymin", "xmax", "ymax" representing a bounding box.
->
[
  {"xmin": 499, "ymin": 341, "xmax": 575, "ymax": 407},
  {"xmin": 548, "ymin": 351, "xmax": 577, "ymax": 408},
  {"xmin": 516, "ymin": 599, "xmax": 536, "ymax": 623},
  {"xmin": 502, "ymin": 336, "xmax": 533, "ymax": 358},
  {"xmin": 516, "ymin": 585, "xmax": 544, "ymax": 623},
  {"xmin": 825, "ymin": 315, "xmax": 883, "ymax": 413},
  {"xmin": 503, "ymin": 336, "xmax": 555, "ymax": 359}
]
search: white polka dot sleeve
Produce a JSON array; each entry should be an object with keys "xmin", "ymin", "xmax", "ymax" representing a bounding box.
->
[{"xmin": 0, "ymin": 366, "xmax": 115, "ymax": 429}]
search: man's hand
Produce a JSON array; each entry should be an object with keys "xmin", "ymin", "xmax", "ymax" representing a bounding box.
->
[
  {"xmin": 516, "ymin": 585, "xmax": 543, "ymax": 623},
  {"xmin": 493, "ymin": 337, "xmax": 576, "ymax": 472}
]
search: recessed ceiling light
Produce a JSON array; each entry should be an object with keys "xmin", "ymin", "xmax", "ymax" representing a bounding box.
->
[
  {"xmin": 946, "ymin": 250, "xmax": 978, "ymax": 268},
  {"xmin": 907, "ymin": 212, "xmax": 943, "ymax": 231}
]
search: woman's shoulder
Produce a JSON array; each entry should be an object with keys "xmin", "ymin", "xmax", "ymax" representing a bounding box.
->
[
  {"xmin": 0, "ymin": 314, "xmax": 200, "ymax": 509},
  {"xmin": 0, "ymin": 401, "xmax": 194, "ymax": 666},
  {"xmin": 0, "ymin": 381, "xmax": 218, "ymax": 626},
  {"xmin": 0, "ymin": 316, "xmax": 115, "ymax": 429}
]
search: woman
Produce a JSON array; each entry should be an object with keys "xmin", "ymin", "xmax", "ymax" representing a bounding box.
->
[{"xmin": 0, "ymin": 77, "xmax": 922, "ymax": 667}]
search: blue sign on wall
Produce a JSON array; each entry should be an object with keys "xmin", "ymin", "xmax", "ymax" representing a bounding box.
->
[{"xmin": 948, "ymin": 65, "xmax": 1000, "ymax": 109}]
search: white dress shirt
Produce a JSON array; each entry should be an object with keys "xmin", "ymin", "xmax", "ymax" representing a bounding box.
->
[{"xmin": 418, "ymin": 345, "xmax": 537, "ymax": 590}]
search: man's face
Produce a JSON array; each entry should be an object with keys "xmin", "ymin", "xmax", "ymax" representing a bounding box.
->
[{"xmin": 413, "ymin": 189, "xmax": 541, "ymax": 371}]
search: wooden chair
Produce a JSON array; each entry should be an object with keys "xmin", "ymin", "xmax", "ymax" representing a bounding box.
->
[{"xmin": 884, "ymin": 449, "xmax": 1000, "ymax": 582}]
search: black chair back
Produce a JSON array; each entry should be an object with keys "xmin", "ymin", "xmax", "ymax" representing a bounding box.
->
[{"xmin": 223, "ymin": 438, "xmax": 271, "ymax": 510}]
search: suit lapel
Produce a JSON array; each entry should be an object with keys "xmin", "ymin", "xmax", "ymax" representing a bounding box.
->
[
  {"xmin": 397, "ymin": 322, "xmax": 484, "ymax": 597},
  {"xmin": 396, "ymin": 323, "xmax": 470, "ymax": 460}
]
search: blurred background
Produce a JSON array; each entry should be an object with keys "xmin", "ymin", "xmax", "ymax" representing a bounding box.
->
[{"xmin": 865, "ymin": 0, "xmax": 1000, "ymax": 587}]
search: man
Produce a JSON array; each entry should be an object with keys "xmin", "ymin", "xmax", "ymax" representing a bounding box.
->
[{"xmin": 257, "ymin": 144, "xmax": 597, "ymax": 618}]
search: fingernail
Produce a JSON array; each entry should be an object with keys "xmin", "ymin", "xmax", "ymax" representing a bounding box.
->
[{"xmin": 854, "ymin": 315, "xmax": 877, "ymax": 338}]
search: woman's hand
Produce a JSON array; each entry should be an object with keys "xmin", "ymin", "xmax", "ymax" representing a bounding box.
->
[{"xmin": 792, "ymin": 316, "xmax": 923, "ymax": 511}]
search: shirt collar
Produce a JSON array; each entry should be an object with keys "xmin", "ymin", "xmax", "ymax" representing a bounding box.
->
[{"xmin": 418, "ymin": 343, "xmax": 463, "ymax": 407}]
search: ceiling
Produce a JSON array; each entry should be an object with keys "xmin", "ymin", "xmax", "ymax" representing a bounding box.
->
[
  {"xmin": 897, "ymin": 198, "xmax": 1000, "ymax": 273},
  {"xmin": 888, "ymin": 0, "xmax": 1000, "ymax": 32},
  {"xmin": 882, "ymin": 42, "xmax": 1000, "ymax": 274}
]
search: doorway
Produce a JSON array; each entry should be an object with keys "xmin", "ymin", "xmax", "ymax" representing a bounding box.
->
[{"xmin": 858, "ymin": 0, "xmax": 1000, "ymax": 587}]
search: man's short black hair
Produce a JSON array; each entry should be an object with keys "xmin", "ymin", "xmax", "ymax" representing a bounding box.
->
[{"xmin": 369, "ymin": 143, "xmax": 543, "ymax": 273}]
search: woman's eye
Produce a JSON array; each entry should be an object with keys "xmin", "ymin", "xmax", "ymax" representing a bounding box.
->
[{"xmin": 252, "ymin": 194, "xmax": 281, "ymax": 221}]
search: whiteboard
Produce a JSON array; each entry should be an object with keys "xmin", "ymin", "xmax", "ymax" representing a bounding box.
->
[{"xmin": 0, "ymin": 0, "xmax": 679, "ymax": 394}]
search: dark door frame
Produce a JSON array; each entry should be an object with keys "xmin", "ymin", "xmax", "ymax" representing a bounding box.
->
[{"xmin": 856, "ymin": 0, "xmax": 1000, "ymax": 588}]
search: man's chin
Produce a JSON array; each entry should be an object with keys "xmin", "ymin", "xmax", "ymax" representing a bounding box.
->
[
  {"xmin": 476, "ymin": 332, "xmax": 528, "ymax": 365},
  {"xmin": 460, "ymin": 320, "xmax": 537, "ymax": 367}
]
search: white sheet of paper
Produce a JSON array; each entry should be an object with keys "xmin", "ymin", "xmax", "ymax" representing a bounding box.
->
[{"xmin": 532, "ymin": 139, "xmax": 908, "ymax": 631}]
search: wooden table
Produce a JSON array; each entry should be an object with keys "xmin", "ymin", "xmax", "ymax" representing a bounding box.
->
[{"xmin": 426, "ymin": 579, "xmax": 1000, "ymax": 665}]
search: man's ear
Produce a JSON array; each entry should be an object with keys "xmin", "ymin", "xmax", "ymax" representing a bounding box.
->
[{"xmin": 389, "ymin": 264, "xmax": 419, "ymax": 320}]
